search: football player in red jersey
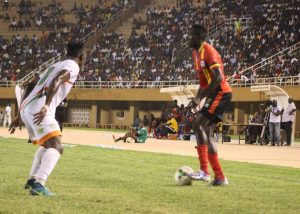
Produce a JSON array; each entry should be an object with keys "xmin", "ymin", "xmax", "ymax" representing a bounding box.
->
[{"xmin": 189, "ymin": 24, "xmax": 232, "ymax": 186}]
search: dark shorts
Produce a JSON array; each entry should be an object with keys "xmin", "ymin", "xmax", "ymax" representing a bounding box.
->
[
  {"xmin": 200, "ymin": 92, "xmax": 232, "ymax": 123},
  {"xmin": 165, "ymin": 126, "xmax": 177, "ymax": 134}
]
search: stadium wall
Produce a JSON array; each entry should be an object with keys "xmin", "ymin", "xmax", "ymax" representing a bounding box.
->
[{"xmin": 0, "ymin": 86, "xmax": 299, "ymax": 136}]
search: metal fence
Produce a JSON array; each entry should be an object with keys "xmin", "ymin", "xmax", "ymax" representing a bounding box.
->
[
  {"xmin": 1, "ymin": 76, "xmax": 299, "ymax": 89},
  {"xmin": 228, "ymin": 42, "xmax": 300, "ymax": 83}
]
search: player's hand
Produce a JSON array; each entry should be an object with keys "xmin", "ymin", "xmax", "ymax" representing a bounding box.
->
[
  {"xmin": 34, "ymin": 105, "xmax": 48, "ymax": 125},
  {"xmin": 9, "ymin": 115, "xmax": 22, "ymax": 134},
  {"xmin": 187, "ymin": 97, "xmax": 201, "ymax": 109}
]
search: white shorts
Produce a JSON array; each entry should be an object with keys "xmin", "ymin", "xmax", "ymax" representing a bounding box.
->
[{"xmin": 20, "ymin": 97, "xmax": 61, "ymax": 145}]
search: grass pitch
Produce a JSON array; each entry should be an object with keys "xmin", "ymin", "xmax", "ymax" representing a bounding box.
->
[{"xmin": 0, "ymin": 137, "xmax": 300, "ymax": 214}]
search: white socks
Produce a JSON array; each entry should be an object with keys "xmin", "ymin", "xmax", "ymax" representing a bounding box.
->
[
  {"xmin": 29, "ymin": 146, "xmax": 46, "ymax": 180},
  {"xmin": 36, "ymin": 148, "xmax": 61, "ymax": 186}
]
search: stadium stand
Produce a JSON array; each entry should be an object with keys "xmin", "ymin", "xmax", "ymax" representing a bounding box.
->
[
  {"xmin": 77, "ymin": 0, "xmax": 299, "ymax": 83},
  {"xmin": 0, "ymin": 0, "xmax": 134, "ymax": 82},
  {"xmin": 0, "ymin": 0, "xmax": 299, "ymax": 85}
]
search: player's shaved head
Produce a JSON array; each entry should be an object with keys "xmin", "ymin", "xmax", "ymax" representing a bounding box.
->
[
  {"xmin": 67, "ymin": 42, "xmax": 85, "ymax": 58},
  {"xmin": 191, "ymin": 24, "xmax": 207, "ymax": 41},
  {"xmin": 190, "ymin": 24, "xmax": 207, "ymax": 50}
]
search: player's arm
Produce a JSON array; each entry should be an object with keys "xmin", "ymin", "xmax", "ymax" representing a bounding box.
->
[
  {"xmin": 9, "ymin": 75, "xmax": 40, "ymax": 134},
  {"xmin": 160, "ymin": 121, "xmax": 172, "ymax": 127},
  {"xmin": 20, "ymin": 75, "xmax": 40, "ymax": 103},
  {"xmin": 197, "ymin": 68, "xmax": 223, "ymax": 99},
  {"xmin": 34, "ymin": 70, "xmax": 70, "ymax": 125}
]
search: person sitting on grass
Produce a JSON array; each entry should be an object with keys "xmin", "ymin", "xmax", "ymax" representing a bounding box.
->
[{"xmin": 113, "ymin": 122, "xmax": 148, "ymax": 143}]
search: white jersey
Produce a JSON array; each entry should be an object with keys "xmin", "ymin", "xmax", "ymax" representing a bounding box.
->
[
  {"xmin": 20, "ymin": 59, "xmax": 79, "ymax": 115},
  {"xmin": 5, "ymin": 106, "xmax": 11, "ymax": 116},
  {"xmin": 282, "ymin": 102, "xmax": 296, "ymax": 123}
]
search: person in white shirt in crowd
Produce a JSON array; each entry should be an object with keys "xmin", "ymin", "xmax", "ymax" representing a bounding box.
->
[
  {"xmin": 3, "ymin": 103, "xmax": 11, "ymax": 127},
  {"xmin": 281, "ymin": 98, "xmax": 297, "ymax": 146},
  {"xmin": 0, "ymin": 110, "xmax": 4, "ymax": 125},
  {"xmin": 268, "ymin": 100, "xmax": 282, "ymax": 146}
]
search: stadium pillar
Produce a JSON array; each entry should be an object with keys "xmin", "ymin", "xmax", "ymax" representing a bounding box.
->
[
  {"xmin": 11, "ymin": 102, "xmax": 16, "ymax": 118},
  {"xmin": 129, "ymin": 102, "xmax": 139, "ymax": 125},
  {"xmin": 100, "ymin": 104, "xmax": 110, "ymax": 125},
  {"xmin": 90, "ymin": 103, "xmax": 98, "ymax": 128},
  {"xmin": 234, "ymin": 102, "xmax": 245, "ymax": 135}
]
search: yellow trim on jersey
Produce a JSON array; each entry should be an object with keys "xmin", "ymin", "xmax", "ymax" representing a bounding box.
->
[
  {"xmin": 210, "ymin": 63, "xmax": 221, "ymax": 70},
  {"xmin": 199, "ymin": 43, "xmax": 212, "ymax": 84},
  {"xmin": 203, "ymin": 68, "xmax": 212, "ymax": 84},
  {"xmin": 37, "ymin": 130, "xmax": 62, "ymax": 145},
  {"xmin": 200, "ymin": 48, "xmax": 205, "ymax": 60},
  {"xmin": 198, "ymin": 42, "xmax": 205, "ymax": 54}
]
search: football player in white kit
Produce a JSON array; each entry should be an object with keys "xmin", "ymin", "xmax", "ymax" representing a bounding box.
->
[{"xmin": 9, "ymin": 42, "xmax": 86, "ymax": 196}]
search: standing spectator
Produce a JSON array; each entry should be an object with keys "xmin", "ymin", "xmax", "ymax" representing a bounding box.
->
[
  {"xmin": 148, "ymin": 113, "xmax": 155, "ymax": 136},
  {"xmin": 142, "ymin": 115, "xmax": 149, "ymax": 131},
  {"xmin": 9, "ymin": 18, "xmax": 17, "ymax": 31},
  {"xmin": 0, "ymin": 110, "xmax": 4, "ymax": 125},
  {"xmin": 281, "ymin": 98, "xmax": 297, "ymax": 146},
  {"xmin": 133, "ymin": 116, "xmax": 140, "ymax": 129},
  {"xmin": 268, "ymin": 100, "xmax": 282, "ymax": 146},
  {"xmin": 3, "ymin": 103, "xmax": 11, "ymax": 128},
  {"xmin": 2, "ymin": 0, "xmax": 9, "ymax": 11}
]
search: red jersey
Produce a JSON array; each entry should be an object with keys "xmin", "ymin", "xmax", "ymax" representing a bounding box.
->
[{"xmin": 192, "ymin": 42, "xmax": 232, "ymax": 93}]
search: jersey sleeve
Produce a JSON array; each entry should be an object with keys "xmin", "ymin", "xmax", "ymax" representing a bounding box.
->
[
  {"xmin": 205, "ymin": 46, "xmax": 222, "ymax": 70},
  {"xmin": 61, "ymin": 61, "xmax": 80, "ymax": 84}
]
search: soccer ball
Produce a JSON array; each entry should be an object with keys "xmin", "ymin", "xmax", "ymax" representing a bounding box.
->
[{"xmin": 174, "ymin": 166, "xmax": 194, "ymax": 186}]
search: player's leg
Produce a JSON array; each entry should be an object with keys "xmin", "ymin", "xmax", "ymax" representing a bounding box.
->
[
  {"xmin": 206, "ymin": 93, "xmax": 232, "ymax": 186},
  {"xmin": 25, "ymin": 145, "xmax": 46, "ymax": 189},
  {"xmin": 3, "ymin": 114, "xmax": 7, "ymax": 127},
  {"xmin": 206, "ymin": 122, "xmax": 228, "ymax": 186},
  {"xmin": 27, "ymin": 111, "xmax": 62, "ymax": 196},
  {"xmin": 113, "ymin": 132, "xmax": 132, "ymax": 142},
  {"xmin": 21, "ymin": 111, "xmax": 44, "ymax": 189},
  {"xmin": 8, "ymin": 115, "xmax": 11, "ymax": 127},
  {"xmin": 30, "ymin": 136, "xmax": 62, "ymax": 196},
  {"xmin": 269, "ymin": 123, "xmax": 275, "ymax": 145},
  {"xmin": 274, "ymin": 122, "xmax": 281, "ymax": 146},
  {"xmin": 191, "ymin": 113, "xmax": 211, "ymax": 181},
  {"xmin": 285, "ymin": 122, "xmax": 292, "ymax": 146}
]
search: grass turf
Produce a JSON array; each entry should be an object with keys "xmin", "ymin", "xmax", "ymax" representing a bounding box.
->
[{"xmin": 0, "ymin": 137, "xmax": 300, "ymax": 214}]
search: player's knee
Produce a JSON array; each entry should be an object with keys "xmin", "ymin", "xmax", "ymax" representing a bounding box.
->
[
  {"xmin": 45, "ymin": 137, "xmax": 63, "ymax": 155},
  {"xmin": 193, "ymin": 121, "xmax": 205, "ymax": 133},
  {"xmin": 55, "ymin": 143, "xmax": 64, "ymax": 155}
]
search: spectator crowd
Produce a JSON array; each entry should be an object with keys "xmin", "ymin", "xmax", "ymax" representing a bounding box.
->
[
  {"xmin": 0, "ymin": 0, "xmax": 299, "ymax": 84},
  {"xmin": 0, "ymin": 0, "xmax": 132, "ymax": 82}
]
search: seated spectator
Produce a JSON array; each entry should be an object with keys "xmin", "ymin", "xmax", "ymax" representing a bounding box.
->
[
  {"xmin": 9, "ymin": 18, "xmax": 17, "ymax": 31},
  {"xmin": 159, "ymin": 114, "xmax": 178, "ymax": 138},
  {"xmin": 17, "ymin": 19, "xmax": 24, "ymax": 31},
  {"xmin": 3, "ymin": 12, "xmax": 10, "ymax": 22}
]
